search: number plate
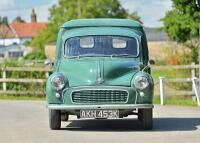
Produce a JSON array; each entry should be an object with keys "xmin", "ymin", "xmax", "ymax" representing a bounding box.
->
[{"xmin": 80, "ymin": 110, "xmax": 119, "ymax": 119}]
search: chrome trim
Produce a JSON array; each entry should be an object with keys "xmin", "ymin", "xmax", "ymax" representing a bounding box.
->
[
  {"xmin": 70, "ymin": 88, "xmax": 130, "ymax": 104},
  {"xmin": 133, "ymin": 76, "xmax": 149, "ymax": 90},
  {"xmin": 135, "ymin": 90, "xmax": 139, "ymax": 104},
  {"xmin": 50, "ymin": 74, "xmax": 65, "ymax": 91},
  {"xmin": 47, "ymin": 104, "xmax": 153, "ymax": 110}
]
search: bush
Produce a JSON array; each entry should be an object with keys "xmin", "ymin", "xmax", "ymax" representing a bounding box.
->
[
  {"xmin": 24, "ymin": 48, "xmax": 46, "ymax": 60},
  {"xmin": 0, "ymin": 59, "xmax": 47, "ymax": 95}
]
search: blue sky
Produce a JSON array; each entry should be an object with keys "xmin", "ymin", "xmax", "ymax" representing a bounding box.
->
[{"xmin": 0, "ymin": 0, "xmax": 172, "ymax": 27}]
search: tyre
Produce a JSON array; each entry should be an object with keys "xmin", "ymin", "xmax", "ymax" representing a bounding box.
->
[
  {"xmin": 138, "ymin": 108, "xmax": 153, "ymax": 130},
  {"xmin": 49, "ymin": 109, "xmax": 61, "ymax": 130},
  {"xmin": 138, "ymin": 109, "xmax": 143, "ymax": 121}
]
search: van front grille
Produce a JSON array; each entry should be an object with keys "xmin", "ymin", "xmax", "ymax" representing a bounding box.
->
[{"xmin": 71, "ymin": 89, "xmax": 128, "ymax": 104}]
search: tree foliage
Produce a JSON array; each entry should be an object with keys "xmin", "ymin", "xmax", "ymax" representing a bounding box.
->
[
  {"xmin": 162, "ymin": 0, "xmax": 200, "ymax": 63},
  {"xmin": 163, "ymin": 0, "xmax": 200, "ymax": 42},
  {"xmin": 0, "ymin": 16, "xmax": 8, "ymax": 24},
  {"xmin": 31, "ymin": 0, "xmax": 141, "ymax": 50},
  {"xmin": 128, "ymin": 12, "xmax": 142, "ymax": 23}
]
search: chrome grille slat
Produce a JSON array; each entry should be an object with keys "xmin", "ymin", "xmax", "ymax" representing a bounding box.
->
[{"xmin": 71, "ymin": 90, "xmax": 128, "ymax": 104}]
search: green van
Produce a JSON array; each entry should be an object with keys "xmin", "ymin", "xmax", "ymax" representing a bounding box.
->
[{"xmin": 46, "ymin": 19, "xmax": 154, "ymax": 130}]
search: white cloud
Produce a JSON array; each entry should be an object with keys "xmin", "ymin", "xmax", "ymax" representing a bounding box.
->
[
  {"xmin": 120, "ymin": 0, "xmax": 172, "ymax": 27},
  {"xmin": 0, "ymin": 0, "xmax": 172, "ymax": 27},
  {"xmin": 19, "ymin": 0, "xmax": 58, "ymax": 22},
  {"xmin": 0, "ymin": 0, "xmax": 57, "ymax": 23},
  {"xmin": 0, "ymin": 0, "xmax": 15, "ymax": 10}
]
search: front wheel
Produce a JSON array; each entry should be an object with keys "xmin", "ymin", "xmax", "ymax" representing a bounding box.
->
[
  {"xmin": 138, "ymin": 108, "xmax": 153, "ymax": 130},
  {"xmin": 49, "ymin": 109, "xmax": 61, "ymax": 130}
]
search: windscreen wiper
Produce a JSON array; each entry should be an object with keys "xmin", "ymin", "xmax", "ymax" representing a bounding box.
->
[
  {"xmin": 111, "ymin": 54, "xmax": 134, "ymax": 58},
  {"xmin": 67, "ymin": 54, "xmax": 110, "ymax": 59}
]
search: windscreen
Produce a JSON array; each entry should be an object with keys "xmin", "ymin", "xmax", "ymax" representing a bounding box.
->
[{"xmin": 65, "ymin": 36, "xmax": 138, "ymax": 57}]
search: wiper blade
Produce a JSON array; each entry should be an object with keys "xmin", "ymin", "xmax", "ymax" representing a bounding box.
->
[
  {"xmin": 67, "ymin": 54, "xmax": 110, "ymax": 59},
  {"xmin": 111, "ymin": 54, "xmax": 134, "ymax": 58},
  {"xmin": 66, "ymin": 54, "xmax": 95, "ymax": 59},
  {"xmin": 67, "ymin": 56, "xmax": 80, "ymax": 59}
]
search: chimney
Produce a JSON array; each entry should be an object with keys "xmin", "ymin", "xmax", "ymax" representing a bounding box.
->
[{"xmin": 31, "ymin": 9, "xmax": 37, "ymax": 23}]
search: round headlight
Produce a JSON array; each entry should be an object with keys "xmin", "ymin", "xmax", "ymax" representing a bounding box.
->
[
  {"xmin": 134, "ymin": 76, "xmax": 149, "ymax": 90},
  {"xmin": 51, "ymin": 75, "xmax": 65, "ymax": 91}
]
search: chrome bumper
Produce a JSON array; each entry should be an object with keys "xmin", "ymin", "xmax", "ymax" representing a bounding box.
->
[{"xmin": 47, "ymin": 104, "xmax": 153, "ymax": 110}]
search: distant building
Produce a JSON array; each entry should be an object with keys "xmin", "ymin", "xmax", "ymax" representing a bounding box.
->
[
  {"xmin": 0, "ymin": 9, "xmax": 47, "ymax": 46},
  {"xmin": 0, "ymin": 23, "xmax": 18, "ymax": 46},
  {"xmin": 144, "ymin": 27, "xmax": 169, "ymax": 42},
  {"xmin": 144, "ymin": 27, "xmax": 171, "ymax": 60},
  {"xmin": 0, "ymin": 44, "xmax": 31, "ymax": 60}
]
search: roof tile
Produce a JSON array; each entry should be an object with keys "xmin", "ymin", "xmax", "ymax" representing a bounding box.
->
[{"xmin": 11, "ymin": 22, "xmax": 47, "ymax": 38}]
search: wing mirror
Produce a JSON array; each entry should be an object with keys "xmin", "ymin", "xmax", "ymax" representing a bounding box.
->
[
  {"xmin": 142, "ymin": 60, "xmax": 155, "ymax": 72},
  {"xmin": 148, "ymin": 59, "xmax": 155, "ymax": 66},
  {"xmin": 44, "ymin": 59, "xmax": 54, "ymax": 67}
]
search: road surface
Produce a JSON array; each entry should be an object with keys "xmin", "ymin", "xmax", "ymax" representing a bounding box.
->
[{"xmin": 0, "ymin": 100, "xmax": 200, "ymax": 143}]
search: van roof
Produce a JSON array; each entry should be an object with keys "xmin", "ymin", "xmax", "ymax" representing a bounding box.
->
[{"xmin": 62, "ymin": 18, "xmax": 142, "ymax": 29}]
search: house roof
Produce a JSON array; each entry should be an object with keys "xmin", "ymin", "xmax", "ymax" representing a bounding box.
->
[
  {"xmin": 0, "ymin": 24, "xmax": 17, "ymax": 39},
  {"xmin": 11, "ymin": 22, "xmax": 47, "ymax": 38}
]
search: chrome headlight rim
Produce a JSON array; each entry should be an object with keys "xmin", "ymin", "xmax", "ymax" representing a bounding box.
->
[
  {"xmin": 50, "ymin": 74, "xmax": 66, "ymax": 91},
  {"xmin": 133, "ymin": 75, "xmax": 149, "ymax": 90}
]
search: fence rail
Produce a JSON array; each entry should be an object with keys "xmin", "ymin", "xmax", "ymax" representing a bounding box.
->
[
  {"xmin": 0, "ymin": 66, "xmax": 51, "ymax": 95},
  {"xmin": 0, "ymin": 63, "xmax": 200, "ymax": 106}
]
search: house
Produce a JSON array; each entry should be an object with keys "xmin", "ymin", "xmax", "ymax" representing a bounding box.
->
[
  {"xmin": 0, "ymin": 9, "xmax": 47, "ymax": 46},
  {"xmin": 0, "ymin": 23, "xmax": 18, "ymax": 46},
  {"xmin": 0, "ymin": 9, "xmax": 47, "ymax": 60},
  {"xmin": 0, "ymin": 44, "xmax": 31, "ymax": 60}
]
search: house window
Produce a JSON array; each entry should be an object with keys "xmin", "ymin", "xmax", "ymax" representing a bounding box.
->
[
  {"xmin": 8, "ymin": 51, "xmax": 23, "ymax": 58},
  {"xmin": 0, "ymin": 53, "xmax": 4, "ymax": 58}
]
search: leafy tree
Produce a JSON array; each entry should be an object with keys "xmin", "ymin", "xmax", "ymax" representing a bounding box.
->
[
  {"xmin": 31, "ymin": 0, "xmax": 141, "ymax": 51},
  {"xmin": 0, "ymin": 16, "xmax": 8, "ymax": 24},
  {"xmin": 162, "ymin": 0, "xmax": 200, "ymax": 63},
  {"xmin": 128, "ymin": 12, "xmax": 142, "ymax": 23}
]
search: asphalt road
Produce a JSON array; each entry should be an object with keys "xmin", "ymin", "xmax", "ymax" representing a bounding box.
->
[{"xmin": 0, "ymin": 101, "xmax": 200, "ymax": 143}]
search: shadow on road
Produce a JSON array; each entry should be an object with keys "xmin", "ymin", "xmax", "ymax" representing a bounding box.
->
[{"xmin": 62, "ymin": 118, "xmax": 200, "ymax": 132}]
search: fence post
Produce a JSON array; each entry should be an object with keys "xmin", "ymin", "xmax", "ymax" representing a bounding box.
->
[
  {"xmin": 2, "ymin": 67, "xmax": 6, "ymax": 91},
  {"xmin": 159, "ymin": 77, "xmax": 165, "ymax": 105},
  {"xmin": 191, "ymin": 62, "xmax": 195, "ymax": 78},
  {"xmin": 199, "ymin": 49, "xmax": 200, "ymax": 83},
  {"xmin": 191, "ymin": 62, "xmax": 195, "ymax": 92},
  {"xmin": 192, "ymin": 77, "xmax": 200, "ymax": 106},
  {"xmin": 45, "ymin": 72, "xmax": 49, "ymax": 78}
]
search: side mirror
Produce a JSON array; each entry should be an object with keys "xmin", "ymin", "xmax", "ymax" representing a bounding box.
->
[
  {"xmin": 44, "ymin": 59, "xmax": 53, "ymax": 66},
  {"xmin": 196, "ymin": 0, "xmax": 200, "ymax": 7},
  {"xmin": 148, "ymin": 60, "xmax": 155, "ymax": 66}
]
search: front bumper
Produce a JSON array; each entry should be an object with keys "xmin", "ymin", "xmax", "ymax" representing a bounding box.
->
[{"xmin": 47, "ymin": 104, "xmax": 153, "ymax": 110}]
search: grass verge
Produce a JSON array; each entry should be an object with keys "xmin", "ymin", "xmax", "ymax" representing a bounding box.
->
[
  {"xmin": 153, "ymin": 96, "xmax": 197, "ymax": 106},
  {"xmin": 0, "ymin": 95, "xmax": 45, "ymax": 101}
]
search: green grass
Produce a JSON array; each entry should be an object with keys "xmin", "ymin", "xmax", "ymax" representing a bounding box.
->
[
  {"xmin": 151, "ymin": 69, "xmax": 190, "ymax": 79},
  {"xmin": 153, "ymin": 96, "xmax": 197, "ymax": 106},
  {"xmin": 0, "ymin": 95, "xmax": 45, "ymax": 101}
]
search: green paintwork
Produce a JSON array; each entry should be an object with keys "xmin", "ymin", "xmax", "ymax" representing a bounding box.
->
[
  {"xmin": 46, "ymin": 19, "xmax": 154, "ymax": 115},
  {"xmin": 62, "ymin": 18, "xmax": 142, "ymax": 29}
]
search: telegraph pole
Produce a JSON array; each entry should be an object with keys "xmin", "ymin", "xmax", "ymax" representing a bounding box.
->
[{"xmin": 77, "ymin": 0, "xmax": 81, "ymax": 18}]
